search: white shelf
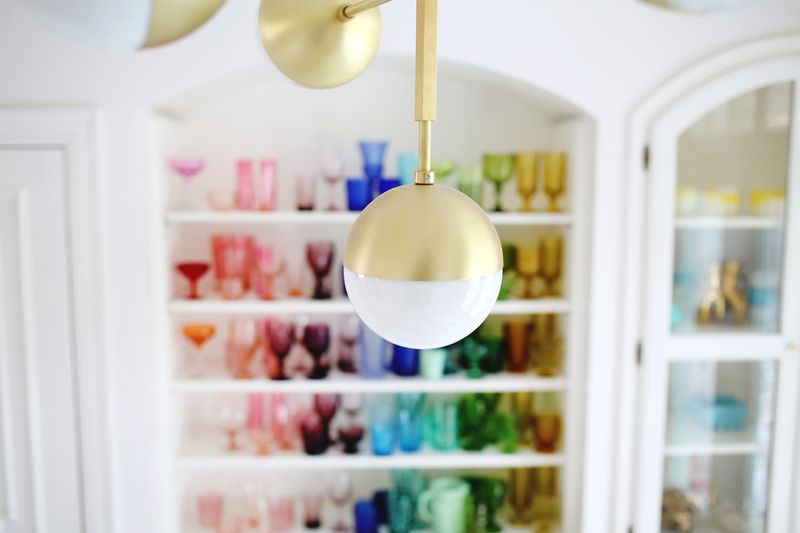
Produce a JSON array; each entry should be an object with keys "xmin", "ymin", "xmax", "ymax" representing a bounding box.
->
[
  {"xmin": 169, "ymin": 298, "xmax": 571, "ymax": 316},
  {"xmin": 182, "ymin": 521, "xmax": 554, "ymax": 533},
  {"xmin": 172, "ymin": 373, "xmax": 567, "ymax": 394},
  {"xmin": 165, "ymin": 210, "xmax": 573, "ymax": 227},
  {"xmin": 665, "ymin": 423, "xmax": 767, "ymax": 457},
  {"xmin": 675, "ymin": 215, "xmax": 783, "ymax": 229},
  {"xmin": 176, "ymin": 448, "xmax": 565, "ymax": 471},
  {"xmin": 664, "ymin": 441, "xmax": 765, "ymax": 457}
]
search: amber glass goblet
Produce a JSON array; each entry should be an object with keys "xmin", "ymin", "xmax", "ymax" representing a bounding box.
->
[
  {"xmin": 541, "ymin": 236, "xmax": 563, "ymax": 296},
  {"xmin": 482, "ymin": 154, "xmax": 515, "ymax": 212},
  {"xmin": 508, "ymin": 468, "xmax": 535, "ymax": 525},
  {"xmin": 543, "ymin": 152, "xmax": 567, "ymax": 212},
  {"xmin": 517, "ymin": 245, "xmax": 544, "ymax": 299},
  {"xmin": 515, "ymin": 152, "xmax": 539, "ymax": 212},
  {"xmin": 182, "ymin": 323, "xmax": 216, "ymax": 376},
  {"xmin": 267, "ymin": 319, "xmax": 295, "ymax": 380},
  {"xmin": 532, "ymin": 314, "xmax": 561, "ymax": 376},
  {"xmin": 176, "ymin": 261, "xmax": 210, "ymax": 299}
]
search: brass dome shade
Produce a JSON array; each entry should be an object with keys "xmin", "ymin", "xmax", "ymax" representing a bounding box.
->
[
  {"xmin": 258, "ymin": 0, "xmax": 381, "ymax": 89},
  {"xmin": 344, "ymin": 185, "xmax": 503, "ymax": 281},
  {"xmin": 144, "ymin": 0, "xmax": 226, "ymax": 47}
]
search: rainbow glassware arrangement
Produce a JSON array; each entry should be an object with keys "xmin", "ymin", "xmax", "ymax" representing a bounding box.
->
[
  {"xmin": 189, "ymin": 468, "xmax": 561, "ymax": 533},
  {"xmin": 179, "ymin": 314, "xmax": 564, "ymax": 381},
  {"xmin": 203, "ymin": 392, "xmax": 560, "ymax": 459}
]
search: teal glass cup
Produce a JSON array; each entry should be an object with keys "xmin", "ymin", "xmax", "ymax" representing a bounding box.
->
[{"xmin": 425, "ymin": 396, "xmax": 459, "ymax": 450}]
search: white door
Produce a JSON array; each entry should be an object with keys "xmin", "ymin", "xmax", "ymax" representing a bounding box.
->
[
  {"xmin": 0, "ymin": 148, "xmax": 84, "ymax": 532},
  {"xmin": 636, "ymin": 60, "xmax": 800, "ymax": 533}
]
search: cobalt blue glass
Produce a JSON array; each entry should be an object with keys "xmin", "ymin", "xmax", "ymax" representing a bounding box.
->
[
  {"xmin": 359, "ymin": 141, "xmax": 388, "ymax": 198},
  {"xmin": 372, "ymin": 490, "xmax": 390, "ymax": 524},
  {"xmin": 396, "ymin": 393, "xmax": 425, "ymax": 453},
  {"xmin": 354, "ymin": 500, "xmax": 380, "ymax": 533},
  {"xmin": 358, "ymin": 323, "xmax": 390, "ymax": 379},
  {"xmin": 347, "ymin": 177, "xmax": 371, "ymax": 211},
  {"xmin": 392, "ymin": 345, "xmax": 419, "ymax": 377},
  {"xmin": 379, "ymin": 177, "xmax": 402, "ymax": 195},
  {"xmin": 369, "ymin": 398, "xmax": 396, "ymax": 456}
]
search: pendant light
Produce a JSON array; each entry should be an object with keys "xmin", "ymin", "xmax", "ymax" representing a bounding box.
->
[
  {"xmin": 259, "ymin": 0, "xmax": 503, "ymax": 349},
  {"xmin": 25, "ymin": 0, "xmax": 226, "ymax": 49}
]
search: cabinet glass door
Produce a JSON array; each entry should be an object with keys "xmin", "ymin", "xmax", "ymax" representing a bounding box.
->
[
  {"xmin": 671, "ymin": 82, "xmax": 792, "ymax": 333},
  {"xmin": 662, "ymin": 360, "xmax": 775, "ymax": 533}
]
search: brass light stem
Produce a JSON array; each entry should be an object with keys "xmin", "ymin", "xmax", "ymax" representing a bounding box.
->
[
  {"xmin": 339, "ymin": 0, "xmax": 393, "ymax": 19},
  {"xmin": 413, "ymin": 0, "xmax": 438, "ymax": 185}
]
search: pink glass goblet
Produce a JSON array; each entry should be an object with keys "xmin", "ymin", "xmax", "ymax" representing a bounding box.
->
[
  {"xmin": 270, "ymin": 393, "xmax": 295, "ymax": 450},
  {"xmin": 303, "ymin": 322, "xmax": 331, "ymax": 380},
  {"xmin": 196, "ymin": 491, "xmax": 223, "ymax": 529},
  {"xmin": 211, "ymin": 235, "xmax": 254, "ymax": 297},
  {"xmin": 322, "ymin": 148, "xmax": 344, "ymax": 211},
  {"xmin": 267, "ymin": 319, "xmax": 295, "ymax": 381},
  {"xmin": 268, "ymin": 496, "xmax": 296, "ymax": 533},
  {"xmin": 226, "ymin": 319, "xmax": 259, "ymax": 379},
  {"xmin": 176, "ymin": 261, "xmax": 209, "ymax": 300},
  {"xmin": 258, "ymin": 159, "xmax": 278, "ymax": 211},
  {"xmin": 306, "ymin": 241, "xmax": 335, "ymax": 300},
  {"xmin": 219, "ymin": 401, "xmax": 246, "ymax": 452},
  {"xmin": 253, "ymin": 244, "xmax": 284, "ymax": 300},
  {"xmin": 329, "ymin": 471, "xmax": 354, "ymax": 532}
]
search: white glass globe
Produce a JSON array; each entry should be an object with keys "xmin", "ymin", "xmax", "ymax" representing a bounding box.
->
[{"xmin": 344, "ymin": 268, "xmax": 502, "ymax": 349}]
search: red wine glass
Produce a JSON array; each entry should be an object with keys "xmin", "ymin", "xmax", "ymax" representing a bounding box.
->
[
  {"xmin": 267, "ymin": 319, "xmax": 295, "ymax": 381},
  {"xmin": 176, "ymin": 261, "xmax": 210, "ymax": 299}
]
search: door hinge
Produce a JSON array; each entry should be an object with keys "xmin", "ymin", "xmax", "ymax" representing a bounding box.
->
[
  {"xmin": 636, "ymin": 341, "xmax": 643, "ymax": 365},
  {"xmin": 643, "ymin": 145, "xmax": 650, "ymax": 171}
]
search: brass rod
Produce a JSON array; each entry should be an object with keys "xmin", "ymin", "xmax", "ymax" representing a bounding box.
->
[
  {"xmin": 340, "ymin": 0, "xmax": 392, "ymax": 19},
  {"xmin": 413, "ymin": 0, "xmax": 438, "ymax": 185}
]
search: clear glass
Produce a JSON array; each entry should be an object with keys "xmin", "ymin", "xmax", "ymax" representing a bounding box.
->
[
  {"xmin": 671, "ymin": 82, "xmax": 793, "ymax": 333},
  {"xmin": 661, "ymin": 360, "xmax": 777, "ymax": 532}
]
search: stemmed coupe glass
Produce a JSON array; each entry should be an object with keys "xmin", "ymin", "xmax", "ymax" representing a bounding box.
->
[
  {"xmin": 176, "ymin": 261, "xmax": 209, "ymax": 299},
  {"xmin": 482, "ymin": 154, "xmax": 515, "ymax": 212},
  {"xmin": 169, "ymin": 157, "xmax": 204, "ymax": 209},
  {"xmin": 182, "ymin": 323, "xmax": 216, "ymax": 376}
]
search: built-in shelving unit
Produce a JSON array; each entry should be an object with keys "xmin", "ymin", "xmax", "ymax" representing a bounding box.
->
[{"xmin": 153, "ymin": 62, "xmax": 593, "ymax": 533}]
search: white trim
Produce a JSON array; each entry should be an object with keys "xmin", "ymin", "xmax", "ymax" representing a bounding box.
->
[
  {"xmin": 0, "ymin": 107, "xmax": 114, "ymax": 533},
  {"xmin": 617, "ymin": 34, "xmax": 800, "ymax": 533}
]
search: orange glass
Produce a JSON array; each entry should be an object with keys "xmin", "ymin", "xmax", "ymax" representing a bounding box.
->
[
  {"xmin": 183, "ymin": 323, "xmax": 216, "ymax": 376},
  {"xmin": 533, "ymin": 414, "xmax": 562, "ymax": 453},
  {"xmin": 505, "ymin": 320, "xmax": 530, "ymax": 373}
]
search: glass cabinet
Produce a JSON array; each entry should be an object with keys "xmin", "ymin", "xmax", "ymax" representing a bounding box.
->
[{"xmin": 637, "ymin": 64, "xmax": 800, "ymax": 533}]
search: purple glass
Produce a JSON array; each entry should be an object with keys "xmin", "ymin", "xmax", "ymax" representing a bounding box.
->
[
  {"xmin": 303, "ymin": 322, "xmax": 331, "ymax": 379},
  {"xmin": 347, "ymin": 178, "xmax": 370, "ymax": 211},
  {"xmin": 354, "ymin": 500, "xmax": 380, "ymax": 533},
  {"xmin": 378, "ymin": 177, "xmax": 402, "ymax": 195},
  {"xmin": 300, "ymin": 410, "xmax": 328, "ymax": 455},
  {"xmin": 337, "ymin": 316, "xmax": 359, "ymax": 373},
  {"xmin": 338, "ymin": 423, "xmax": 365, "ymax": 454},
  {"xmin": 304, "ymin": 492, "xmax": 324, "ymax": 529},
  {"xmin": 391, "ymin": 345, "xmax": 419, "ymax": 377},
  {"xmin": 267, "ymin": 319, "xmax": 295, "ymax": 381},
  {"xmin": 306, "ymin": 241, "xmax": 335, "ymax": 300},
  {"xmin": 314, "ymin": 393, "xmax": 340, "ymax": 449}
]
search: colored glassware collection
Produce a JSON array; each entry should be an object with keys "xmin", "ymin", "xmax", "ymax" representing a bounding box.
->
[
  {"xmin": 180, "ymin": 314, "xmax": 563, "ymax": 381},
  {"xmin": 191, "ymin": 467, "xmax": 558, "ymax": 532},
  {"xmin": 210, "ymin": 391, "xmax": 561, "ymax": 458}
]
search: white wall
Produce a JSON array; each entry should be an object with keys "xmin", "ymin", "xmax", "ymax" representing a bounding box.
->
[{"xmin": 1, "ymin": 0, "xmax": 799, "ymax": 531}]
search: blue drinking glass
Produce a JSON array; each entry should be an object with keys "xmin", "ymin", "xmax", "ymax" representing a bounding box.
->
[
  {"xmin": 359, "ymin": 141, "xmax": 388, "ymax": 199},
  {"xmin": 354, "ymin": 500, "xmax": 380, "ymax": 533},
  {"xmin": 372, "ymin": 490, "xmax": 390, "ymax": 524},
  {"xmin": 392, "ymin": 345, "xmax": 419, "ymax": 377},
  {"xmin": 397, "ymin": 152, "xmax": 418, "ymax": 185},
  {"xmin": 379, "ymin": 177, "xmax": 402, "ymax": 195},
  {"xmin": 370, "ymin": 397, "xmax": 396, "ymax": 456},
  {"xmin": 396, "ymin": 393, "xmax": 425, "ymax": 452},
  {"xmin": 359, "ymin": 323, "xmax": 390, "ymax": 379},
  {"xmin": 347, "ymin": 177, "xmax": 370, "ymax": 211}
]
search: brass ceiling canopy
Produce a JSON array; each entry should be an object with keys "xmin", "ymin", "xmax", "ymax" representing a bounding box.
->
[{"xmin": 258, "ymin": 0, "xmax": 382, "ymax": 89}]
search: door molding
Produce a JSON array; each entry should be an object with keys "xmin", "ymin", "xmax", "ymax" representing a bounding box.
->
[
  {"xmin": 615, "ymin": 34, "xmax": 800, "ymax": 533},
  {"xmin": 0, "ymin": 107, "xmax": 114, "ymax": 533}
]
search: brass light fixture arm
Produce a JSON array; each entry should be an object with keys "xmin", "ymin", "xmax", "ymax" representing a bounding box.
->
[{"xmin": 339, "ymin": 0, "xmax": 394, "ymax": 19}]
